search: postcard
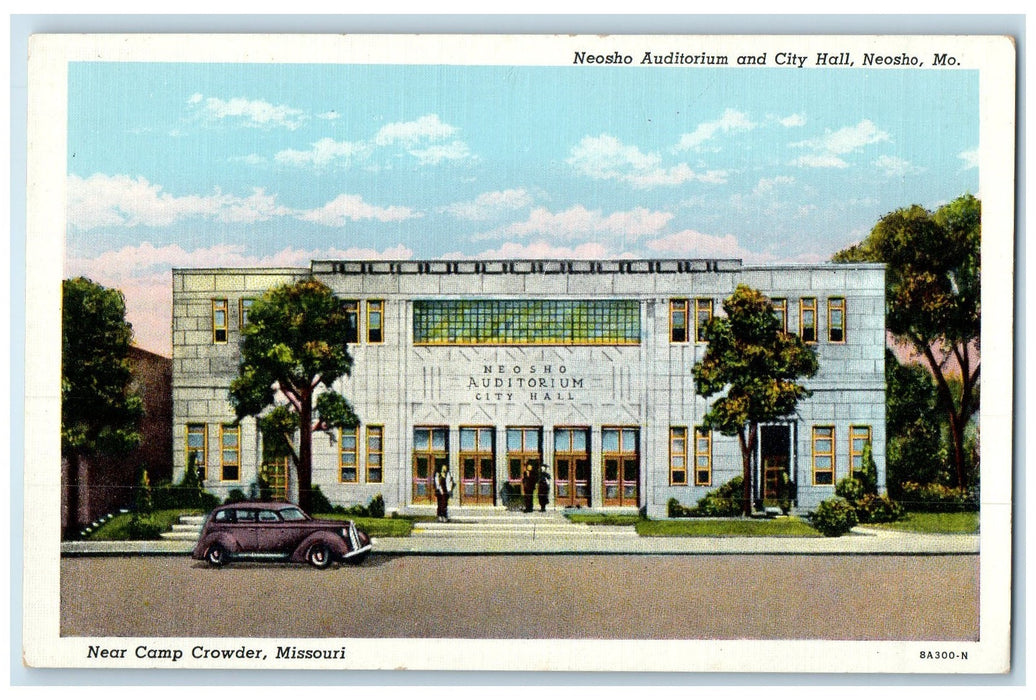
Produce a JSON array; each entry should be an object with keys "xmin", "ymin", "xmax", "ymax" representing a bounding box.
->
[{"xmin": 23, "ymin": 32, "xmax": 1014, "ymax": 674}]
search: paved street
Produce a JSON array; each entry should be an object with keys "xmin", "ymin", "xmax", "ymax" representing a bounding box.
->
[{"xmin": 61, "ymin": 553, "xmax": 979, "ymax": 640}]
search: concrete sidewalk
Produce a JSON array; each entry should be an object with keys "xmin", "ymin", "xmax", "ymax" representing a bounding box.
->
[{"xmin": 60, "ymin": 522, "xmax": 979, "ymax": 557}]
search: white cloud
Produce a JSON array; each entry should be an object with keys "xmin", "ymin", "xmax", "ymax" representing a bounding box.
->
[
  {"xmin": 476, "ymin": 205, "xmax": 673, "ymax": 241},
  {"xmin": 297, "ymin": 194, "xmax": 421, "ymax": 226},
  {"xmin": 469, "ymin": 240, "xmax": 613, "ymax": 260},
  {"xmin": 274, "ymin": 137, "xmax": 368, "ymax": 167},
  {"xmin": 442, "ymin": 189, "xmax": 534, "ymax": 221},
  {"xmin": 317, "ymin": 111, "xmax": 341, "ymax": 121},
  {"xmin": 675, "ymin": 109, "xmax": 755, "ymax": 151},
  {"xmin": 410, "ymin": 140, "xmax": 473, "ymax": 165},
  {"xmin": 790, "ymin": 119, "xmax": 890, "ymax": 169},
  {"xmin": 374, "ymin": 114, "xmax": 456, "ymax": 147},
  {"xmin": 189, "ymin": 94, "xmax": 307, "ymax": 130},
  {"xmin": 645, "ymin": 229, "xmax": 756, "ymax": 260},
  {"xmin": 958, "ymin": 148, "xmax": 979, "ymax": 170},
  {"xmin": 568, "ymin": 134, "xmax": 725, "ymax": 188},
  {"xmin": 874, "ymin": 155, "xmax": 924, "ymax": 177},
  {"xmin": 779, "ymin": 113, "xmax": 807, "ymax": 127},
  {"xmin": 753, "ymin": 175, "xmax": 796, "ymax": 195},
  {"xmin": 67, "ymin": 173, "xmax": 292, "ymax": 229},
  {"xmin": 66, "ymin": 242, "xmax": 414, "ymax": 355}
]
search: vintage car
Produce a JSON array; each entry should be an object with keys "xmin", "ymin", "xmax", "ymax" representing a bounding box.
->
[{"xmin": 192, "ymin": 502, "xmax": 372, "ymax": 568}]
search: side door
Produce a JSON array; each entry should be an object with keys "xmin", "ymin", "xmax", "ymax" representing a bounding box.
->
[{"xmin": 227, "ymin": 508, "xmax": 258, "ymax": 552}]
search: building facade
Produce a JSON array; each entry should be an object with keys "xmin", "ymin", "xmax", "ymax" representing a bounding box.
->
[{"xmin": 172, "ymin": 259, "xmax": 885, "ymax": 518}]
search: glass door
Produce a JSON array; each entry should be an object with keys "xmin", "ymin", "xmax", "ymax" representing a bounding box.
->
[
  {"xmin": 554, "ymin": 427, "xmax": 590, "ymax": 507},
  {"xmin": 602, "ymin": 427, "xmax": 639, "ymax": 507},
  {"xmin": 413, "ymin": 427, "xmax": 448, "ymax": 504},
  {"xmin": 459, "ymin": 426, "xmax": 495, "ymax": 506},
  {"xmin": 506, "ymin": 427, "xmax": 541, "ymax": 509}
]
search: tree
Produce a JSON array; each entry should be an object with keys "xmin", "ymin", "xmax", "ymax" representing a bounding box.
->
[
  {"xmin": 884, "ymin": 349, "xmax": 945, "ymax": 496},
  {"xmin": 834, "ymin": 194, "xmax": 980, "ymax": 488},
  {"xmin": 693, "ymin": 285, "xmax": 820, "ymax": 516},
  {"xmin": 62, "ymin": 277, "xmax": 143, "ymax": 538},
  {"xmin": 229, "ymin": 279, "xmax": 358, "ymax": 511}
]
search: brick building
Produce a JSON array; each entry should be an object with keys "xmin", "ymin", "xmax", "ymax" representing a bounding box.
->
[{"xmin": 171, "ymin": 259, "xmax": 885, "ymax": 517}]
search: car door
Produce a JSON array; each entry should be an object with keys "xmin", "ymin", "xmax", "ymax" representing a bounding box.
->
[
  {"xmin": 228, "ymin": 508, "xmax": 258, "ymax": 552},
  {"xmin": 256, "ymin": 508, "xmax": 297, "ymax": 554}
]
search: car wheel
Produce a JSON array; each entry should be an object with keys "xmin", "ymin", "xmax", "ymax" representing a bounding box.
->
[
  {"xmin": 345, "ymin": 550, "xmax": 369, "ymax": 566},
  {"xmin": 307, "ymin": 543, "xmax": 332, "ymax": 569},
  {"xmin": 206, "ymin": 544, "xmax": 228, "ymax": 567}
]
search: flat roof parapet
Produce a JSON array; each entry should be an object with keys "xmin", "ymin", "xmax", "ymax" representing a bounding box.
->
[{"xmin": 312, "ymin": 259, "xmax": 745, "ymax": 275}]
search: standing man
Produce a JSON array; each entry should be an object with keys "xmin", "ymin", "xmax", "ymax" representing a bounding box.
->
[
  {"xmin": 435, "ymin": 464, "xmax": 453, "ymax": 522},
  {"xmin": 522, "ymin": 465, "xmax": 536, "ymax": 513},
  {"xmin": 537, "ymin": 467, "xmax": 551, "ymax": 512}
]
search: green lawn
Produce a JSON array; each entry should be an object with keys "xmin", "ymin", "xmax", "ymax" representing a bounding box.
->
[
  {"xmin": 862, "ymin": 511, "xmax": 979, "ymax": 534},
  {"xmin": 636, "ymin": 516, "xmax": 822, "ymax": 537},
  {"xmin": 564, "ymin": 513, "xmax": 642, "ymax": 526},
  {"xmin": 313, "ymin": 513, "xmax": 414, "ymax": 537},
  {"xmin": 85, "ymin": 509, "xmax": 202, "ymax": 540}
]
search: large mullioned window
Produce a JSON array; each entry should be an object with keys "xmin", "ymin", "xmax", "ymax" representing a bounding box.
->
[
  {"xmin": 413, "ymin": 299, "xmax": 640, "ymax": 345},
  {"xmin": 812, "ymin": 426, "xmax": 835, "ymax": 485}
]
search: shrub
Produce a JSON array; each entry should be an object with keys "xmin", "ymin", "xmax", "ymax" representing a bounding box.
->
[
  {"xmin": 126, "ymin": 514, "xmax": 164, "ymax": 540},
  {"xmin": 305, "ymin": 485, "xmax": 335, "ymax": 514},
  {"xmin": 834, "ymin": 476, "xmax": 868, "ymax": 505},
  {"xmin": 810, "ymin": 497, "xmax": 859, "ymax": 537},
  {"xmin": 134, "ymin": 468, "xmax": 153, "ymax": 515},
  {"xmin": 223, "ymin": 488, "xmax": 249, "ymax": 505},
  {"xmin": 367, "ymin": 494, "xmax": 386, "ymax": 519},
  {"xmin": 695, "ymin": 476, "xmax": 745, "ymax": 516},
  {"xmin": 854, "ymin": 493, "xmax": 905, "ymax": 524},
  {"xmin": 153, "ymin": 452, "xmax": 220, "ymax": 511},
  {"xmin": 899, "ymin": 482, "xmax": 977, "ymax": 513},
  {"xmin": 667, "ymin": 497, "xmax": 695, "ymax": 518}
]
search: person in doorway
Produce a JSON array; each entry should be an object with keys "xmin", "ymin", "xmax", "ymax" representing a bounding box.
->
[
  {"xmin": 522, "ymin": 465, "xmax": 536, "ymax": 513},
  {"xmin": 537, "ymin": 467, "xmax": 550, "ymax": 512},
  {"xmin": 434, "ymin": 464, "xmax": 454, "ymax": 522}
]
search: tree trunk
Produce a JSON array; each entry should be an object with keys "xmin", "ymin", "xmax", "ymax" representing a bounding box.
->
[
  {"xmin": 297, "ymin": 394, "xmax": 313, "ymax": 511},
  {"xmin": 920, "ymin": 342, "xmax": 976, "ymax": 489},
  {"xmin": 738, "ymin": 427, "xmax": 756, "ymax": 517}
]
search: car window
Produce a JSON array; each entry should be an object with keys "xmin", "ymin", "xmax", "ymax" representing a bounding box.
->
[
  {"xmin": 279, "ymin": 507, "xmax": 308, "ymax": 521},
  {"xmin": 258, "ymin": 510, "xmax": 280, "ymax": 522},
  {"xmin": 234, "ymin": 509, "xmax": 257, "ymax": 523}
]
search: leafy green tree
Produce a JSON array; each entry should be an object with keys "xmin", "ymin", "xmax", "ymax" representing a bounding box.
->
[
  {"xmin": 62, "ymin": 278, "xmax": 143, "ymax": 538},
  {"xmin": 835, "ymin": 194, "xmax": 980, "ymax": 488},
  {"xmin": 884, "ymin": 349, "xmax": 945, "ymax": 495},
  {"xmin": 229, "ymin": 279, "xmax": 358, "ymax": 511},
  {"xmin": 693, "ymin": 285, "xmax": 820, "ymax": 516}
]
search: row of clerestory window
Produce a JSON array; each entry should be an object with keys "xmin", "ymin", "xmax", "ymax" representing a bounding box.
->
[{"xmin": 669, "ymin": 296, "xmax": 846, "ymax": 345}]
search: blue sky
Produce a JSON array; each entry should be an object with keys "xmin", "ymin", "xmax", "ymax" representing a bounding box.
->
[{"xmin": 64, "ymin": 62, "xmax": 979, "ymax": 354}]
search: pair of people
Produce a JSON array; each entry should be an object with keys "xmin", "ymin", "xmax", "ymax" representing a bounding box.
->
[{"xmin": 522, "ymin": 466, "xmax": 551, "ymax": 513}]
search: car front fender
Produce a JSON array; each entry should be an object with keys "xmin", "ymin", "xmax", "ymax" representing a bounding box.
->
[{"xmin": 290, "ymin": 532, "xmax": 349, "ymax": 563}]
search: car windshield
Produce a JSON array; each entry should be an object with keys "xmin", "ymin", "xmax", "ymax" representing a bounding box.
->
[{"xmin": 279, "ymin": 507, "xmax": 308, "ymax": 521}]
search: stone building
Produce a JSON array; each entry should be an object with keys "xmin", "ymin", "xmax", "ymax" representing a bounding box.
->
[{"xmin": 171, "ymin": 258, "xmax": 885, "ymax": 517}]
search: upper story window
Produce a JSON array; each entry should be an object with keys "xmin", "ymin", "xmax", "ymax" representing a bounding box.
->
[
  {"xmin": 367, "ymin": 300, "xmax": 384, "ymax": 344},
  {"xmin": 828, "ymin": 297, "xmax": 846, "ymax": 343},
  {"xmin": 694, "ymin": 298, "xmax": 713, "ymax": 343},
  {"xmin": 413, "ymin": 299, "xmax": 640, "ymax": 346},
  {"xmin": 212, "ymin": 300, "xmax": 228, "ymax": 344},
  {"xmin": 343, "ymin": 300, "xmax": 360, "ymax": 344},
  {"xmin": 670, "ymin": 300, "xmax": 689, "ymax": 343},
  {"xmin": 239, "ymin": 298, "xmax": 254, "ymax": 329},
  {"xmin": 800, "ymin": 297, "xmax": 817, "ymax": 344},
  {"xmin": 771, "ymin": 298, "xmax": 788, "ymax": 333}
]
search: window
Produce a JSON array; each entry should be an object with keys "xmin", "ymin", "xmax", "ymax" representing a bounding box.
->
[
  {"xmin": 343, "ymin": 300, "xmax": 360, "ymax": 344},
  {"xmin": 670, "ymin": 300, "xmax": 688, "ymax": 343},
  {"xmin": 694, "ymin": 427, "xmax": 713, "ymax": 486},
  {"xmin": 507, "ymin": 427, "xmax": 541, "ymax": 491},
  {"xmin": 367, "ymin": 300, "xmax": 383, "ymax": 344},
  {"xmin": 413, "ymin": 299, "xmax": 641, "ymax": 345},
  {"xmin": 812, "ymin": 426, "xmax": 835, "ymax": 485},
  {"xmin": 220, "ymin": 424, "xmax": 240, "ymax": 481},
  {"xmin": 828, "ymin": 297, "xmax": 846, "ymax": 343},
  {"xmin": 669, "ymin": 427, "xmax": 687, "ymax": 485},
  {"xmin": 239, "ymin": 298, "xmax": 254, "ymax": 328},
  {"xmin": 339, "ymin": 426, "xmax": 359, "ymax": 482},
  {"xmin": 695, "ymin": 299, "xmax": 713, "ymax": 343},
  {"xmin": 771, "ymin": 298, "xmax": 788, "ymax": 333},
  {"xmin": 800, "ymin": 297, "xmax": 817, "ymax": 344},
  {"xmin": 212, "ymin": 300, "xmax": 228, "ymax": 343},
  {"xmin": 186, "ymin": 423, "xmax": 207, "ymax": 481},
  {"xmin": 366, "ymin": 426, "xmax": 383, "ymax": 483},
  {"xmin": 849, "ymin": 425, "xmax": 872, "ymax": 480}
]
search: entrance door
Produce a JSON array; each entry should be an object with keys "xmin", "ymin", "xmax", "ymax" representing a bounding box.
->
[
  {"xmin": 506, "ymin": 427, "xmax": 541, "ymax": 508},
  {"xmin": 260, "ymin": 457, "xmax": 289, "ymax": 501},
  {"xmin": 554, "ymin": 427, "xmax": 590, "ymax": 507},
  {"xmin": 602, "ymin": 427, "xmax": 639, "ymax": 507},
  {"xmin": 413, "ymin": 427, "xmax": 448, "ymax": 504},
  {"xmin": 761, "ymin": 424, "xmax": 792, "ymax": 501},
  {"xmin": 459, "ymin": 427, "xmax": 495, "ymax": 506}
]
